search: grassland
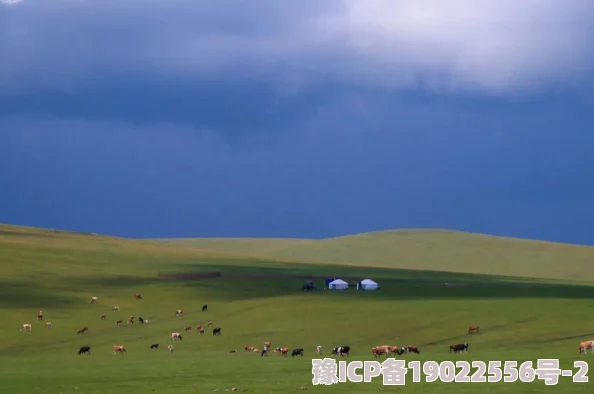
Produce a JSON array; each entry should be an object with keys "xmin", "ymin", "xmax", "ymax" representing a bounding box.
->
[{"xmin": 1, "ymin": 224, "xmax": 594, "ymax": 393}]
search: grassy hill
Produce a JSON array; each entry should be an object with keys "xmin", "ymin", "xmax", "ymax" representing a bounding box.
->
[
  {"xmin": 156, "ymin": 229, "xmax": 594, "ymax": 282},
  {"xmin": 1, "ymin": 223, "xmax": 594, "ymax": 393}
]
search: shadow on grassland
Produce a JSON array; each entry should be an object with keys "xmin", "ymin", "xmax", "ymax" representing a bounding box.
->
[
  {"xmin": 155, "ymin": 261, "xmax": 594, "ymax": 301},
  {"xmin": 0, "ymin": 279, "xmax": 78, "ymax": 308}
]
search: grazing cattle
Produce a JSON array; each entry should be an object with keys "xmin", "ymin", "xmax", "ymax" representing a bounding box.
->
[
  {"xmin": 135, "ymin": 293, "xmax": 142, "ymax": 300},
  {"xmin": 127, "ymin": 316, "xmax": 134, "ymax": 324},
  {"xmin": 150, "ymin": 343, "xmax": 159, "ymax": 349},
  {"xmin": 77, "ymin": 327, "xmax": 88, "ymax": 334},
  {"xmin": 37, "ymin": 310, "xmax": 43, "ymax": 320},
  {"xmin": 78, "ymin": 346, "xmax": 91, "ymax": 355},
  {"xmin": 175, "ymin": 309, "xmax": 183, "ymax": 317},
  {"xmin": 253, "ymin": 348, "xmax": 260, "ymax": 353},
  {"xmin": 167, "ymin": 344, "xmax": 174, "ymax": 353},
  {"xmin": 113, "ymin": 345, "xmax": 127, "ymax": 354},
  {"xmin": 332, "ymin": 345, "xmax": 351, "ymax": 357},
  {"xmin": 116, "ymin": 320, "xmax": 123, "ymax": 326},
  {"xmin": 387, "ymin": 346, "xmax": 402, "ymax": 355},
  {"xmin": 244, "ymin": 346, "xmax": 254, "ymax": 352},
  {"xmin": 101, "ymin": 314, "xmax": 106, "ymax": 320},
  {"xmin": 316, "ymin": 345, "xmax": 323, "ymax": 355},
  {"xmin": 403, "ymin": 345, "xmax": 420, "ymax": 354},
  {"xmin": 264, "ymin": 341, "xmax": 271, "ymax": 348},
  {"xmin": 208, "ymin": 320, "xmax": 213, "ymax": 326},
  {"xmin": 113, "ymin": 306, "xmax": 119, "ymax": 312},
  {"xmin": 212, "ymin": 327, "xmax": 221, "ymax": 336},
  {"xmin": 371, "ymin": 345, "xmax": 390, "ymax": 357},
  {"xmin": 468, "ymin": 325, "xmax": 480, "ymax": 334},
  {"xmin": 139, "ymin": 317, "xmax": 145, "ymax": 324},
  {"xmin": 90, "ymin": 296, "xmax": 98, "ymax": 304},
  {"xmin": 44, "ymin": 322, "xmax": 52, "ymax": 328},
  {"xmin": 578, "ymin": 340, "xmax": 594, "ymax": 354},
  {"xmin": 20, "ymin": 323, "xmax": 32, "ymax": 332},
  {"xmin": 274, "ymin": 347, "xmax": 289, "ymax": 356},
  {"xmin": 202, "ymin": 304, "xmax": 207, "ymax": 312},
  {"xmin": 450, "ymin": 343, "xmax": 469, "ymax": 353},
  {"xmin": 171, "ymin": 332, "xmax": 182, "ymax": 341},
  {"xmin": 198, "ymin": 327, "xmax": 205, "ymax": 334},
  {"xmin": 229, "ymin": 349, "xmax": 237, "ymax": 354},
  {"xmin": 184, "ymin": 326, "xmax": 192, "ymax": 332},
  {"xmin": 291, "ymin": 348, "xmax": 304, "ymax": 357}
]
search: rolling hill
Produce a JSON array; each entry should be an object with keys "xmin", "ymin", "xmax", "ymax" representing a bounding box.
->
[{"xmin": 155, "ymin": 229, "xmax": 594, "ymax": 282}]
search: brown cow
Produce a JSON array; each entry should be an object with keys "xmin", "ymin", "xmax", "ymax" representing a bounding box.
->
[
  {"xmin": 207, "ymin": 320, "xmax": 213, "ymax": 326},
  {"xmin": 264, "ymin": 341, "xmax": 271, "ymax": 348},
  {"xmin": 468, "ymin": 325, "xmax": 480, "ymax": 334},
  {"xmin": 116, "ymin": 320, "xmax": 123, "ymax": 325},
  {"xmin": 134, "ymin": 292, "xmax": 142, "ymax": 300},
  {"xmin": 403, "ymin": 345, "xmax": 420, "ymax": 354},
  {"xmin": 244, "ymin": 345, "xmax": 254, "ymax": 352},
  {"xmin": 113, "ymin": 345, "xmax": 127, "ymax": 354},
  {"xmin": 101, "ymin": 313, "xmax": 106, "ymax": 320},
  {"xmin": 184, "ymin": 326, "xmax": 192, "ymax": 332},
  {"xmin": 127, "ymin": 316, "xmax": 134, "ymax": 324},
  {"xmin": 372, "ymin": 345, "xmax": 390, "ymax": 357},
  {"xmin": 274, "ymin": 347, "xmax": 289, "ymax": 356},
  {"xmin": 77, "ymin": 327, "xmax": 88, "ymax": 334},
  {"xmin": 578, "ymin": 340, "xmax": 594, "ymax": 354},
  {"xmin": 175, "ymin": 309, "xmax": 183, "ymax": 317},
  {"xmin": 37, "ymin": 310, "xmax": 43, "ymax": 321}
]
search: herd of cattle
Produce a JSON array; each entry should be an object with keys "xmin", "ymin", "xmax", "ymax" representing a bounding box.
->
[{"xmin": 20, "ymin": 296, "xmax": 594, "ymax": 358}]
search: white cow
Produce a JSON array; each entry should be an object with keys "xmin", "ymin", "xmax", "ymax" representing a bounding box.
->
[
  {"xmin": 21, "ymin": 323, "xmax": 32, "ymax": 331},
  {"xmin": 317, "ymin": 345, "xmax": 323, "ymax": 355},
  {"xmin": 168, "ymin": 344, "xmax": 174, "ymax": 353},
  {"xmin": 44, "ymin": 322, "xmax": 52, "ymax": 328},
  {"xmin": 90, "ymin": 296, "xmax": 98, "ymax": 304}
]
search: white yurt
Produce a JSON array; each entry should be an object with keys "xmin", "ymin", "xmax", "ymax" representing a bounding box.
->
[
  {"xmin": 328, "ymin": 278, "xmax": 349, "ymax": 290},
  {"xmin": 358, "ymin": 278, "xmax": 379, "ymax": 290}
]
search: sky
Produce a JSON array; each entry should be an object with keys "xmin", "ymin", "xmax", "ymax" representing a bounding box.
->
[{"xmin": 1, "ymin": 0, "xmax": 594, "ymax": 244}]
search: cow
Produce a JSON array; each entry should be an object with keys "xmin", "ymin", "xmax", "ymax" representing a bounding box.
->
[
  {"xmin": 450, "ymin": 343, "xmax": 469, "ymax": 353},
  {"xmin": 316, "ymin": 345, "xmax": 323, "ymax": 355},
  {"xmin": 113, "ymin": 345, "xmax": 127, "ymax": 354},
  {"xmin": 116, "ymin": 320, "xmax": 123, "ymax": 326},
  {"xmin": 578, "ymin": 340, "xmax": 594, "ymax": 354},
  {"xmin": 135, "ymin": 292, "xmax": 142, "ymax": 300},
  {"xmin": 175, "ymin": 309, "xmax": 183, "ymax": 317},
  {"xmin": 150, "ymin": 343, "xmax": 159, "ymax": 349},
  {"xmin": 403, "ymin": 345, "xmax": 420, "ymax": 354},
  {"xmin": 202, "ymin": 304, "xmax": 208, "ymax": 312},
  {"xmin": 291, "ymin": 348, "xmax": 304, "ymax": 357},
  {"xmin": 77, "ymin": 327, "xmax": 88, "ymax": 334},
  {"xmin": 37, "ymin": 310, "xmax": 43, "ymax": 321},
  {"xmin": 90, "ymin": 296, "xmax": 98, "ymax": 304},
  {"xmin": 260, "ymin": 346, "xmax": 269, "ymax": 357},
  {"xmin": 78, "ymin": 346, "xmax": 91, "ymax": 355},
  {"xmin": 229, "ymin": 349, "xmax": 237, "ymax": 354},
  {"xmin": 244, "ymin": 346, "xmax": 254, "ymax": 352},
  {"xmin": 44, "ymin": 322, "xmax": 52, "ymax": 328},
  {"xmin": 264, "ymin": 341, "xmax": 271, "ymax": 348},
  {"xmin": 208, "ymin": 320, "xmax": 213, "ymax": 326},
  {"xmin": 138, "ymin": 317, "xmax": 145, "ymax": 324},
  {"xmin": 198, "ymin": 327, "xmax": 205, "ymax": 334},
  {"xmin": 101, "ymin": 314, "xmax": 106, "ymax": 320},
  {"xmin": 184, "ymin": 326, "xmax": 192, "ymax": 332},
  {"xmin": 331, "ymin": 345, "xmax": 351, "ymax": 357},
  {"xmin": 171, "ymin": 332, "xmax": 182, "ymax": 341},
  {"xmin": 253, "ymin": 348, "xmax": 260, "ymax": 353},
  {"xmin": 371, "ymin": 345, "xmax": 390, "ymax": 357},
  {"xmin": 274, "ymin": 347, "xmax": 289, "ymax": 356},
  {"xmin": 212, "ymin": 327, "xmax": 221, "ymax": 336},
  {"xmin": 127, "ymin": 316, "xmax": 134, "ymax": 324},
  {"xmin": 20, "ymin": 323, "xmax": 32, "ymax": 332},
  {"xmin": 468, "ymin": 325, "xmax": 480, "ymax": 334},
  {"xmin": 113, "ymin": 306, "xmax": 119, "ymax": 312},
  {"xmin": 168, "ymin": 344, "xmax": 174, "ymax": 354}
]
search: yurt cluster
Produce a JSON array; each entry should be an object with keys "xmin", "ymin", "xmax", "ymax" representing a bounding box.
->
[{"xmin": 324, "ymin": 277, "xmax": 379, "ymax": 291}]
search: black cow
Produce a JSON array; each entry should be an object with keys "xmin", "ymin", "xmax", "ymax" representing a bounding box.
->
[
  {"xmin": 150, "ymin": 343, "xmax": 159, "ymax": 349},
  {"xmin": 78, "ymin": 346, "xmax": 91, "ymax": 355},
  {"xmin": 213, "ymin": 327, "xmax": 221, "ymax": 336},
  {"xmin": 139, "ymin": 317, "xmax": 145, "ymax": 324},
  {"xmin": 202, "ymin": 304, "xmax": 208, "ymax": 312},
  {"xmin": 449, "ymin": 343, "xmax": 469, "ymax": 353},
  {"xmin": 291, "ymin": 348, "xmax": 304, "ymax": 357}
]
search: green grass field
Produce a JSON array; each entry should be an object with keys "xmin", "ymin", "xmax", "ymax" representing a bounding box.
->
[{"xmin": 1, "ymin": 224, "xmax": 594, "ymax": 393}]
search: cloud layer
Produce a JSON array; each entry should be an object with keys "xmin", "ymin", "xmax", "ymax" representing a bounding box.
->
[{"xmin": 2, "ymin": 0, "xmax": 594, "ymax": 95}]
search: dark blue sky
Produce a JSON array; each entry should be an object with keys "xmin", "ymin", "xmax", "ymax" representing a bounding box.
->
[{"xmin": 1, "ymin": 0, "xmax": 594, "ymax": 244}]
